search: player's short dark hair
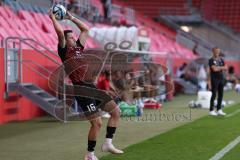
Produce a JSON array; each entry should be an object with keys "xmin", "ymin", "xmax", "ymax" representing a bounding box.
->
[
  {"xmin": 228, "ymin": 66, "xmax": 234, "ymax": 74},
  {"xmin": 212, "ymin": 46, "xmax": 219, "ymax": 51},
  {"xmin": 64, "ymin": 30, "xmax": 73, "ymax": 38},
  {"xmin": 104, "ymin": 70, "xmax": 110, "ymax": 77}
]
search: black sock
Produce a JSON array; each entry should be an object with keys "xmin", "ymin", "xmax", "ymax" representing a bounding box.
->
[
  {"xmin": 87, "ymin": 140, "xmax": 96, "ymax": 152},
  {"xmin": 106, "ymin": 126, "xmax": 116, "ymax": 139}
]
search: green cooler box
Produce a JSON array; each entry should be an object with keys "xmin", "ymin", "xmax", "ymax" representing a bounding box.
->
[{"xmin": 118, "ymin": 101, "xmax": 137, "ymax": 116}]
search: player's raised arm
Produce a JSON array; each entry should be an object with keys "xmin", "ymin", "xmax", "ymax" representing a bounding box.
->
[
  {"xmin": 65, "ymin": 11, "xmax": 89, "ymax": 46},
  {"xmin": 49, "ymin": 9, "xmax": 65, "ymax": 47}
]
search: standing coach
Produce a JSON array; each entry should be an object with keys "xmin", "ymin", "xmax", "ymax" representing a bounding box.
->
[{"xmin": 209, "ymin": 47, "xmax": 228, "ymax": 116}]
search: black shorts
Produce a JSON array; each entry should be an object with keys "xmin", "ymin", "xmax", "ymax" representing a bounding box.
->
[{"xmin": 73, "ymin": 81, "xmax": 112, "ymax": 116}]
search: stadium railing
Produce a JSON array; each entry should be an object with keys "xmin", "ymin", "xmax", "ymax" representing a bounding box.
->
[{"xmin": 4, "ymin": 36, "xmax": 68, "ymax": 122}]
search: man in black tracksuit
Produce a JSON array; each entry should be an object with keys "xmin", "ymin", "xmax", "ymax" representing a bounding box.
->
[{"xmin": 208, "ymin": 47, "xmax": 228, "ymax": 116}]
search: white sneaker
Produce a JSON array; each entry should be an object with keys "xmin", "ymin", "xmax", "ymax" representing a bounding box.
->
[
  {"xmin": 101, "ymin": 138, "xmax": 124, "ymax": 154},
  {"xmin": 101, "ymin": 112, "xmax": 111, "ymax": 118},
  {"xmin": 217, "ymin": 110, "xmax": 226, "ymax": 116},
  {"xmin": 84, "ymin": 152, "xmax": 98, "ymax": 160},
  {"xmin": 209, "ymin": 111, "xmax": 218, "ymax": 116}
]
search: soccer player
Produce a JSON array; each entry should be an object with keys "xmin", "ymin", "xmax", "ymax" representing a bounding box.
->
[
  {"xmin": 49, "ymin": 9, "xmax": 123, "ymax": 160},
  {"xmin": 208, "ymin": 47, "xmax": 227, "ymax": 116}
]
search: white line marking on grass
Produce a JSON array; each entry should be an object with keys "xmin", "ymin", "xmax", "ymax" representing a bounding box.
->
[
  {"xmin": 226, "ymin": 109, "xmax": 240, "ymax": 118},
  {"xmin": 209, "ymin": 135, "xmax": 240, "ymax": 160}
]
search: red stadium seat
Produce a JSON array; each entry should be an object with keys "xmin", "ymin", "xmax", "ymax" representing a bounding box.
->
[
  {"xmin": 0, "ymin": 27, "xmax": 9, "ymax": 38},
  {"xmin": 2, "ymin": 6, "xmax": 12, "ymax": 18},
  {"xmin": 201, "ymin": 0, "xmax": 240, "ymax": 32},
  {"xmin": 90, "ymin": 0, "xmax": 104, "ymax": 16},
  {"xmin": 0, "ymin": 6, "xmax": 10, "ymax": 19},
  {"xmin": 18, "ymin": 10, "xmax": 35, "ymax": 22},
  {"xmin": 0, "ymin": 16, "xmax": 10, "ymax": 28},
  {"xmin": 119, "ymin": 0, "xmax": 189, "ymax": 18}
]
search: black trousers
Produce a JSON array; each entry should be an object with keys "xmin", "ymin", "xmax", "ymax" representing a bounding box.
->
[{"xmin": 210, "ymin": 79, "xmax": 225, "ymax": 111}]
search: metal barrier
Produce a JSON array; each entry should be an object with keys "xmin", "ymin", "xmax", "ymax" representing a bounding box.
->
[
  {"xmin": 4, "ymin": 37, "xmax": 59, "ymax": 95},
  {"xmin": 4, "ymin": 36, "xmax": 67, "ymax": 122}
]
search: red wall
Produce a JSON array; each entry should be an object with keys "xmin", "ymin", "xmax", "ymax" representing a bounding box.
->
[{"xmin": 0, "ymin": 48, "xmax": 59, "ymax": 124}]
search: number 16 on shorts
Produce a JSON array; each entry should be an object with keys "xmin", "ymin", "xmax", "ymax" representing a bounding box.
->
[{"xmin": 87, "ymin": 103, "xmax": 97, "ymax": 112}]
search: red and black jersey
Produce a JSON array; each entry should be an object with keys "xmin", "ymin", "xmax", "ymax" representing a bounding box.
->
[
  {"xmin": 58, "ymin": 40, "xmax": 87, "ymax": 84},
  {"xmin": 57, "ymin": 40, "xmax": 113, "ymax": 116}
]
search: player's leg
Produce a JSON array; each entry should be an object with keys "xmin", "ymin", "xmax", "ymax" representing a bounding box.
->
[
  {"xmin": 101, "ymin": 100, "xmax": 123, "ymax": 154},
  {"xmin": 74, "ymin": 93, "xmax": 101, "ymax": 160},
  {"xmin": 209, "ymin": 80, "xmax": 218, "ymax": 116},
  {"xmin": 216, "ymin": 80, "xmax": 226, "ymax": 115},
  {"xmin": 104, "ymin": 100, "xmax": 120, "ymax": 127},
  {"xmin": 85, "ymin": 117, "xmax": 102, "ymax": 160}
]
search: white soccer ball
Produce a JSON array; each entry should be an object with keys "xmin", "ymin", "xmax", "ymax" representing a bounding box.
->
[
  {"xmin": 52, "ymin": 4, "xmax": 66, "ymax": 20},
  {"xmin": 188, "ymin": 100, "xmax": 196, "ymax": 108}
]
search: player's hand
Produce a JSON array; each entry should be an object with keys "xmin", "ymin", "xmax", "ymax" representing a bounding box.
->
[
  {"xmin": 106, "ymin": 90, "xmax": 119, "ymax": 99},
  {"xmin": 65, "ymin": 11, "xmax": 74, "ymax": 20},
  {"xmin": 48, "ymin": 8, "xmax": 55, "ymax": 20},
  {"xmin": 221, "ymin": 65, "xmax": 228, "ymax": 71}
]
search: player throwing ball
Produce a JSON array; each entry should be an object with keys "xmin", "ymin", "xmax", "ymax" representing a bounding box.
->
[{"xmin": 49, "ymin": 7, "xmax": 123, "ymax": 160}]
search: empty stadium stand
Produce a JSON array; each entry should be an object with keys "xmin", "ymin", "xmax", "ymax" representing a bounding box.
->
[
  {"xmin": 195, "ymin": 0, "xmax": 240, "ymax": 35},
  {"xmin": 0, "ymin": 0, "xmax": 196, "ymax": 56},
  {"xmin": 118, "ymin": 0, "xmax": 191, "ymax": 18},
  {"xmin": 119, "ymin": 0, "xmax": 240, "ymax": 34},
  {"xmin": 192, "ymin": 0, "xmax": 201, "ymax": 10}
]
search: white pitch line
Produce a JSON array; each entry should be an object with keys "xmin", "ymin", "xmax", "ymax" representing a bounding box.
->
[
  {"xmin": 209, "ymin": 135, "xmax": 240, "ymax": 160},
  {"xmin": 226, "ymin": 109, "xmax": 240, "ymax": 118}
]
